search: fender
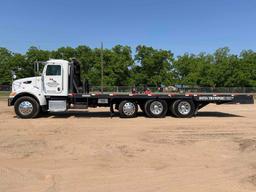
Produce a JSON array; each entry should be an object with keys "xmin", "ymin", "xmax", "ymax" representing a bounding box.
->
[{"xmin": 10, "ymin": 91, "xmax": 46, "ymax": 106}]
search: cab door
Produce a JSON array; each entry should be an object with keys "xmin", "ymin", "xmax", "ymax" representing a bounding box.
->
[{"xmin": 43, "ymin": 64, "xmax": 63, "ymax": 95}]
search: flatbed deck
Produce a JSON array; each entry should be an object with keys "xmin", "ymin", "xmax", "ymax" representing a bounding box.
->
[{"xmin": 68, "ymin": 92, "xmax": 253, "ymax": 102}]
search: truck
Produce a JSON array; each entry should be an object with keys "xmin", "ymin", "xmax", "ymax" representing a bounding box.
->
[{"xmin": 8, "ymin": 59, "xmax": 254, "ymax": 119}]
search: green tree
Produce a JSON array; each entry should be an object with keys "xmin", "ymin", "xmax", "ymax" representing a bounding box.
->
[
  {"xmin": 51, "ymin": 46, "xmax": 77, "ymax": 60},
  {"xmin": 88, "ymin": 45, "xmax": 134, "ymax": 86},
  {"xmin": 0, "ymin": 48, "xmax": 13, "ymax": 84},
  {"xmin": 1, "ymin": 45, "xmax": 256, "ymax": 89},
  {"xmin": 173, "ymin": 53, "xmax": 216, "ymax": 87},
  {"xmin": 26, "ymin": 46, "xmax": 51, "ymax": 63},
  {"xmin": 239, "ymin": 50, "xmax": 256, "ymax": 86},
  {"xmin": 75, "ymin": 45, "xmax": 94, "ymax": 81},
  {"xmin": 213, "ymin": 47, "xmax": 245, "ymax": 87},
  {"xmin": 25, "ymin": 46, "xmax": 51, "ymax": 76},
  {"xmin": 10, "ymin": 54, "xmax": 32, "ymax": 79},
  {"xmin": 133, "ymin": 45, "xmax": 174, "ymax": 86}
]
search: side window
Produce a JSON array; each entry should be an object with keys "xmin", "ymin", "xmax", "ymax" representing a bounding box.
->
[{"xmin": 46, "ymin": 65, "xmax": 61, "ymax": 76}]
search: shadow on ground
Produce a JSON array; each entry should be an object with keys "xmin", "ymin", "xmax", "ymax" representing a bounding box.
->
[
  {"xmin": 34, "ymin": 111, "xmax": 243, "ymax": 119},
  {"xmin": 197, "ymin": 111, "xmax": 243, "ymax": 117}
]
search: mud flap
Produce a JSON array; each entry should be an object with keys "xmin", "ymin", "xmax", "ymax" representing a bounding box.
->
[{"xmin": 110, "ymin": 102, "xmax": 115, "ymax": 118}]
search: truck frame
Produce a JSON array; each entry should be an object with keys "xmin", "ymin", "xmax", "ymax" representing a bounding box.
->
[{"xmin": 8, "ymin": 59, "xmax": 254, "ymax": 119}]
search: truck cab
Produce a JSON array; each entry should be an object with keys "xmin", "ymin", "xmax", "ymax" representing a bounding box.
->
[
  {"xmin": 43, "ymin": 59, "xmax": 69, "ymax": 96},
  {"xmin": 8, "ymin": 59, "xmax": 73, "ymax": 118}
]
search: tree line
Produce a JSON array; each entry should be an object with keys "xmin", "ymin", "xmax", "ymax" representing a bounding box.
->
[{"xmin": 0, "ymin": 45, "xmax": 256, "ymax": 87}]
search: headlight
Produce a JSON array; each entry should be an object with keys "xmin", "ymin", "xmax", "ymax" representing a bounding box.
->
[{"xmin": 12, "ymin": 81, "xmax": 22, "ymax": 91}]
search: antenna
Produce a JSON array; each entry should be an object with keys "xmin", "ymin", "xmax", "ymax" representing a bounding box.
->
[{"xmin": 101, "ymin": 42, "xmax": 104, "ymax": 93}]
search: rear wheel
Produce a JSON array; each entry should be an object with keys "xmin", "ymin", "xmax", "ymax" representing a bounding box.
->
[
  {"xmin": 172, "ymin": 100, "xmax": 195, "ymax": 118},
  {"xmin": 145, "ymin": 100, "xmax": 168, "ymax": 118},
  {"xmin": 144, "ymin": 100, "xmax": 152, "ymax": 117},
  {"xmin": 170, "ymin": 100, "xmax": 179, "ymax": 117},
  {"xmin": 119, "ymin": 100, "xmax": 138, "ymax": 118},
  {"xmin": 14, "ymin": 96, "xmax": 40, "ymax": 119}
]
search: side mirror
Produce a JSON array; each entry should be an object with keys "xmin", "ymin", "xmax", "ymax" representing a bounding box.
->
[{"xmin": 11, "ymin": 70, "xmax": 16, "ymax": 80}]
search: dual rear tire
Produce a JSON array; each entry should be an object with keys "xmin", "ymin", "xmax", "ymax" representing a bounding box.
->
[
  {"xmin": 118, "ymin": 99, "xmax": 195, "ymax": 118},
  {"xmin": 119, "ymin": 100, "xmax": 138, "ymax": 118},
  {"xmin": 170, "ymin": 100, "xmax": 195, "ymax": 118},
  {"xmin": 119, "ymin": 99, "xmax": 168, "ymax": 118},
  {"xmin": 144, "ymin": 100, "xmax": 168, "ymax": 118}
]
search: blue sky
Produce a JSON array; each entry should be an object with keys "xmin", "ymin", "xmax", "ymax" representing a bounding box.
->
[{"xmin": 0, "ymin": 0, "xmax": 255, "ymax": 56}]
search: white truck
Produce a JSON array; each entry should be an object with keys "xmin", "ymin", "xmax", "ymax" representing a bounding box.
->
[{"xmin": 8, "ymin": 59, "xmax": 254, "ymax": 119}]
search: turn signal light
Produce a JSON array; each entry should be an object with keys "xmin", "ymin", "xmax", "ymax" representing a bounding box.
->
[{"xmin": 9, "ymin": 92, "xmax": 16, "ymax": 97}]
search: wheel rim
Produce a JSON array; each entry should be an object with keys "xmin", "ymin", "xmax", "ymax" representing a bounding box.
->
[
  {"xmin": 123, "ymin": 102, "xmax": 136, "ymax": 116},
  {"xmin": 19, "ymin": 101, "xmax": 33, "ymax": 115},
  {"xmin": 150, "ymin": 101, "xmax": 163, "ymax": 115},
  {"xmin": 177, "ymin": 101, "xmax": 191, "ymax": 115}
]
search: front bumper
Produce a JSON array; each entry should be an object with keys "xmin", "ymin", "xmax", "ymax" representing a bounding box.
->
[{"xmin": 8, "ymin": 97, "xmax": 13, "ymax": 106}]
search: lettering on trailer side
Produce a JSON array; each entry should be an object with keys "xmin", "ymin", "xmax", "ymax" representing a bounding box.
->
[{"xmin": 198, "ymin": 96, "xmax": 234, "ymax": 101}]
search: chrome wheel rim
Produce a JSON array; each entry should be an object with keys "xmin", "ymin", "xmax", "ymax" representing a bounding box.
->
[
  {"xmin": 177, "ymin": 101, "xmax": 191, "ymax": 115},
  {"xmin": 19, "ymin": 101, "xmax": 33, "ymax": 115},
  {"xmin": 123, "ymin": 102, "xmax": 136, "ymax": 116},
  {"xmin": 150, "ymin": 101, "xmax": 163, "ymax": 115}
]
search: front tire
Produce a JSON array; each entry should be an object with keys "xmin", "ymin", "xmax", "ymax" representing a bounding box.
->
[{"xmin": 14, "ymin": 96, "xmax": 40, "ymax": 119}]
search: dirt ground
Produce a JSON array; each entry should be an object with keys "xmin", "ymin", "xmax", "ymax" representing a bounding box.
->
[{"xmin": 1, "ymin": 99, "xmax": 256, "ymax": 192}]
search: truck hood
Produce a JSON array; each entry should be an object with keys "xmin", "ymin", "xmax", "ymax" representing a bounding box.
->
[{"xmin": 12, "ymin": 76, "xmax": 42, "ymax": 92}]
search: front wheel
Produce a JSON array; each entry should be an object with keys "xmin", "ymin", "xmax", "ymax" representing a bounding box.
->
[{"xmin": 14, "ymin": 96, "xmax": 40, "ymax": 119}]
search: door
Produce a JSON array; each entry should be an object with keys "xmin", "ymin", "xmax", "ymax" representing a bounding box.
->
[{"xmin": 43, "ymin": 64, "xmax": 63, "ymax": 95}]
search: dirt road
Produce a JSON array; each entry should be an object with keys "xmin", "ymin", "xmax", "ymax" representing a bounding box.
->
[{"xmin": 0, "ymin": 99, "xmax": 256, "ymax": 192}]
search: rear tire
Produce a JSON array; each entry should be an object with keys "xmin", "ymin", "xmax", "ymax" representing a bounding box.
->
[
  {"xmin": 119, "ymin": 100, "xmax": 138, "ymax": 118},
  {"xmin": 144, "ymin": 100, "xmax": 153, "ymax": 117},
  {"xmin": 145, "ymin": 100, "xmax": 168, "ymax": 118},
  {"xmin": 172, "ymin": 100, "xmax": 195, "ymax": 118},
  {"xmin": 14, "ymin": 96, "xmax": 40, "ymax": 119},
  {"xmin": 170, "ymin": 100, "xmax": 180, "ymax": 117}
]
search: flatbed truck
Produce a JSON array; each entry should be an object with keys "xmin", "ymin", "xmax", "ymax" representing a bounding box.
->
[{"xmin": 8, "ymin": 59, "xmax": 254, "ymax": 119}]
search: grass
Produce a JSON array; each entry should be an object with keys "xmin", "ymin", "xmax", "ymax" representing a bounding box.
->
[
  {"xmin": 0, "ymin": 91, "xmax": 10, "ymax": 101},
  {"xmin": 0, "ymin": 91, "xmax": 10, "ymax": 96}
]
